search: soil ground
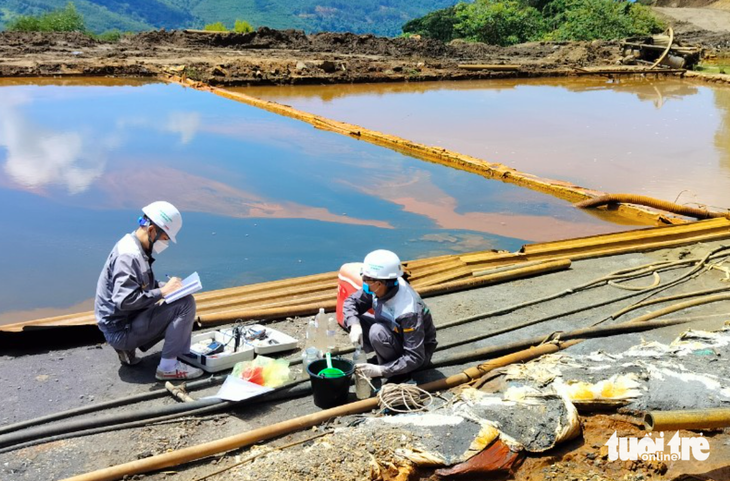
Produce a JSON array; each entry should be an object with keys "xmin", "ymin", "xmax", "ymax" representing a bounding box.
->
[
  {"xmin": 3, "ymin": 240, "xmax": 730, "ymax": 481},
  {"xmin": 0, "ymin": 21, "xmax": 729, "ymax": 87},
  {"xmin": 654, "ymin": 7, "xmax": 730, "ymax": 33}
]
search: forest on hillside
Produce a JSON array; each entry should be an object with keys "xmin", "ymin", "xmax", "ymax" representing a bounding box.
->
[{"xmin": 0, "ymin": 0, "xmax": 460, "ymax": 36}]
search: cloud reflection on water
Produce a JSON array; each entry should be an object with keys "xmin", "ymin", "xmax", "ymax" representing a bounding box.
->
[
  {"xmin": 365, "ymin": 170, "xmax": 616, "ymax": 242},
  {"xmin": 94, "ymin": 166, "xmax": 393, "ymax": 228},
  {"xmin": 0, "ymin": 91, "xmax": 105, "ymax": 194}
]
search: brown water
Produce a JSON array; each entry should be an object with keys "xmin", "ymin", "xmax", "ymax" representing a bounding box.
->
[{"xmin": 240, "ymin": 77, "xmax": 730, "ymax": 211}]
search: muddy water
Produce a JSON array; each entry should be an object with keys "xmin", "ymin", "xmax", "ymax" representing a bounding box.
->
[
  {"xmin": 241, "ymin": 77, "xmax": 730, "ymax": 211},
  {"xmin": 0, "ymin": 78, "xmax": 623, "ymax": 324}
]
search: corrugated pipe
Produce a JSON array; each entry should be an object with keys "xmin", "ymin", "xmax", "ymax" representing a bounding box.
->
[
  {"xmin": 61, "ymin": 341, "xmax": 574, "ymax": 481},
  {"xmin": 644, "ymin": 408, "xmax": 730, "ymax": 432},
  {"xmin": 575, "ymin": 194, "xmax": 727, "ymax": 220}
]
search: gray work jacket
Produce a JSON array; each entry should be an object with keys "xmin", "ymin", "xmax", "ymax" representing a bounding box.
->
[
  {"xmin": 94, "ymin": 233, "xmax": 163, "ymax": 334},
  {"xmin": 343, "ymin": 278, "xmax": 437, "ymax": 377}
]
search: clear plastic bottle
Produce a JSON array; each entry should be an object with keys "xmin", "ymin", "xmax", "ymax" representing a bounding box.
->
[
  {"xmin": 314, "ymin": 308, "xmax": 327, "ymax": 352},
  {"xmin": 352, "ymin": 347, "xmax": 371, "ymax": 399},
  {"xmin": 301, "ymin": 346, "xmax": 320, "ymax": 378},
  {"xmin": 305, "ymin": 317, "xmax": 317, "ymax": 350},
  {"xmin": 326, "ymin": 316, "xmax": 337, "ymax": 352}
]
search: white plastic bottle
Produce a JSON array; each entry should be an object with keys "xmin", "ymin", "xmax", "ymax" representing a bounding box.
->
[
  {"xmin": 326, "ymin": 316, "xmax": 337, "ymax": 353},
  {"xmin": 353, "ymin": 347, "xmax": 371, "ymax": 399}
]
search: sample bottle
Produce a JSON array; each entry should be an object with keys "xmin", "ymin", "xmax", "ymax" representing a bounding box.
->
[
  {"xmin": 305, "ymin": 317, "xmax": 317, "ymax": 350},
  {"xmin": 301, "ymin": 346, "xmax": 320, "ymax": 378},
  {"xmin": 314, "ymin": 307, "xmax": 327, "ymax": 352},
  {"xmin": 353, "ymin": 347, "xmax": 371, "ymax": 400},
  {"xmin": 326, "ymin": 316, "xmax": 337, "ymax": 352}
]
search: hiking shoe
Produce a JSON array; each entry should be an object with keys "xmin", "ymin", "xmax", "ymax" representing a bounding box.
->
[
  {"xmin": 115, "ymin": 348, "xmax": 141, "ymax": 366},
  {"xmin": 155, "ymin": 362, "xmax": 204, "ymax": 381}
]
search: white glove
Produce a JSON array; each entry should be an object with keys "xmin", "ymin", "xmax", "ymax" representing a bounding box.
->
[
  {"xmin": 356, "ymin": 363, "xmax": 383, "ymax": 379},
  {"xmin": 349, "ymin": 323, "xmax": 363, "ymax": 347}
]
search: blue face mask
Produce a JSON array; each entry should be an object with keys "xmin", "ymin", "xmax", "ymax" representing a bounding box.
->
[{"xmin": 363, "ymin": 282, "xmax": 374, "ymax": 295}]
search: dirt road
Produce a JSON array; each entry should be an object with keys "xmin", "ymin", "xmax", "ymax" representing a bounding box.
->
[{"xmin": 655, "ymin": 6, "xmax": 730, "ymax": 33}]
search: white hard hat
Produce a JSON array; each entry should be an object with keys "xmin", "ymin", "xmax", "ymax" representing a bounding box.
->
[
  {"xmin": 142, "ymin": 201, "xmax": 182, "ymax": 243},
  {"xmin": 361, "ymin": 249, "xmax": 403, "ymax": 280}
]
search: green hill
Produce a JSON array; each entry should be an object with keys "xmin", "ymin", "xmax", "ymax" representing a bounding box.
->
[{"xmin": 0, "ymin": 0, "xmax": 462, "ymax": 36}]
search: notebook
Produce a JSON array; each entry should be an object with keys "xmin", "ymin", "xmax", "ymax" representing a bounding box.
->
[{"xmin": 164, "ymin": 271, "xmax": 202, "ymax": 304}]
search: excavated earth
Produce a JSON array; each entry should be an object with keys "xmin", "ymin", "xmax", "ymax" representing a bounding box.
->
[{"xmin": 0, "ymin": 27, "xmax": 729, "ymax": 85}]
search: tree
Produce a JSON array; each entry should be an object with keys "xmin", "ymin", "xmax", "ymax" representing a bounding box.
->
[
  {"xmin": 454, "ymin": 0, "xmax": 546, "ymax": 46},
  {"xmin": 204, "ymin": 21, "xmax": 228, "ymax": 32},
  {"xmin": 234, "ymin": 19, "xmax": 254, "ymax": 33},
  {"xmin": 6, "ymin": 2, "xmax": 85, "ymax": 33},
  {"xmin": 402, "ymin": 5, "xmax": 459, "ymax": 42},
  {"xmin": 548, "ymin": 0, "xmax": 663, "ymax": 41}
]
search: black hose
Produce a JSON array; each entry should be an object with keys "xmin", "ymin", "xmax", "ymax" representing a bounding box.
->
[
  {"xmin": 0, "ymin": 397, "xmax": 226, "ymax": 449},
  {"xmin": 432, "ymin": 318, "xmax": 691, "ymax": 367},
  {"xmin": 592, "ymin": 245, "xmax": 730, "ymax": 325},
  {"xmin": 0, "ymin": 381, "xmax": 316, "ymax": 455},
  {"xmin": 0, "ymin": 374, "xmax": 227, "ymax": 436}
]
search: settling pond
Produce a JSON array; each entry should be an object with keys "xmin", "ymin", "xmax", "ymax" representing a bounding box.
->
[{"xmin": 1, "ymin": 76, "xmax": 728, "ymax": 324}]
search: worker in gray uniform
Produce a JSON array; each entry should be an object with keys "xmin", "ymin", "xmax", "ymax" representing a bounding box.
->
[
  {"xmin": 344, "ymin": 249, "xmax": 437, "ymax": 381},
  {"xmin": 94, "ymin": 201, "xmax": 203, "ymax": 381}
]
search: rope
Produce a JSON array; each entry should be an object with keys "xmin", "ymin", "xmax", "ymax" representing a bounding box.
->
[
  {"xmin": 607, "ymin": 271, "xmax": 661, "ymax": 291},
  {"xmin": 376, "ymin": 383, "xmax": 433, "ymax": 413}
]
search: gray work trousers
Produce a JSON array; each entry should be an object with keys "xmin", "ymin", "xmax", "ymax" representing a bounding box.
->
[
  {"xmin": 358, "ymin": 313, "xmax": 406, "ymax": 366},
  {"xmin": 102, "ymin": 295, "xmax": 196, "ymax": 359}
]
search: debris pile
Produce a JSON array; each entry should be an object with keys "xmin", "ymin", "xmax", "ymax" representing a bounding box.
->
[{"xmin": 232, "ymin": 326, "xmax": 730, "ymax": 480}]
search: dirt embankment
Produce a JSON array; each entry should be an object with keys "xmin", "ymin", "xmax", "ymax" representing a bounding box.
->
[
  {"xmin": 1, "ymin": 25, "xmax": 729, "ymax": 84},
  {"xmin": 0, "ymin": 28, "xmax": 663, "ymax": 85}
]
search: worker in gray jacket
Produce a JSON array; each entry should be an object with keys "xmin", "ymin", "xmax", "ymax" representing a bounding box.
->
[
  {"xmin": 344, "ymin": 249, "xmax": 437, "ymax": 381},
  {"xmin": 94, "ymin": 201, "xmax": 203, "ymax": 381}
]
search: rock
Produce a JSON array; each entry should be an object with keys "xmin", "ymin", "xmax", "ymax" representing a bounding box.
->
[
  {"xmin": 295, "ymin": 61, "xmax": 308, "ymax": 71},
  {"xmin": 318, "ymin": 60, "xmax": 337, "ymax": 73},
  {"xmin": 136, "ymin": 450, "xmax": 154, "ymax": 459},
  {"xmin": 211, "ymin": 65, "xmax": 228, "ymax": 76}
]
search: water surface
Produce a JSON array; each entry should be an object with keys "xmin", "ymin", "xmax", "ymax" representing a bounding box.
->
[
  {"xmin": 241, "ymin": 77, "xmax": 730, "ymax": 211},
  {"xmin": 0, "ymin": 79, "xmax": 618, "ymax": 324}
]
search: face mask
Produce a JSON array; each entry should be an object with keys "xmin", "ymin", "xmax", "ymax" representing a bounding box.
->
[
  {"xmin": 153, "ymin": 239, "xmax": 169, "ymax": 254},
  {"xmin": 363, "ymin": 282, "xmax": 374, "ymax": 296}
]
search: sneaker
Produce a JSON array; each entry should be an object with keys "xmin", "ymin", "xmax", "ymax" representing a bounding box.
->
[
  {"xmin": 155, "ymin": 362, "xmax": 204, "ymax": 381},
  {"xmin": 115, "ymin": 348, "xmax": 141, "ymax": 366}
]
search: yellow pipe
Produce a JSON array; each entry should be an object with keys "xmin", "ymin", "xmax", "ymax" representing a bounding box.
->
[
  {"xmin": 197, "ymin": 259, "xmax": 571, "ymax": 324},
  {"xmin": 575, "ymin": 193, "xmax": 727, "ymax": 220},
  {"xmin": 645, "ymin": 409, "xmax": 730, "ymax": 432}
]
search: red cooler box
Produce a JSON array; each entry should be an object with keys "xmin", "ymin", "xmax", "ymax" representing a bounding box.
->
[{"xmin": 336, "ymin": 262, "xmax": 368, "ymax": 327}]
